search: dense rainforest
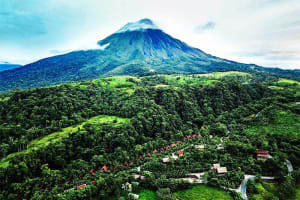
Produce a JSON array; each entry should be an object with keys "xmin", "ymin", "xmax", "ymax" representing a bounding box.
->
[{"xmin": 0, "ymin": 71, "xmax": 299, "ymax": 200}]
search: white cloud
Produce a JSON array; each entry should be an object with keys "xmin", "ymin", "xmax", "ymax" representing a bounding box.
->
[{"xmin": 0, "ymin": 0, "xmax": 300, "ymax": 69}]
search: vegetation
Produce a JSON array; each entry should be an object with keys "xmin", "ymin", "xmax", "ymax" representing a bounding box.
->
[
  {"xmin": 0, "ymin": 71, "xmax": 299, "ymax": 199},
  {"xmin": 174, "ymin": 185, "xmax": 233, "ymax": 200},
  {"xmin": 138, "ymin": 189, "xmax": 157, "ymax": 200}
]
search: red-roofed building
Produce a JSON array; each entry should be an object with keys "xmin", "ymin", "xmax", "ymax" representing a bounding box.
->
[
  {"xmin": 160, "ymin": 147, "xmax": 165, "ymax": 152},
  {"xmin": 197, "ymin": 134, "xmax": 201, "ymax": 138},
  {"xmin": 101, "ymin": 165, "xmax": 107, "ymax": 172},
  {"xmin": 178, "ymin": 150, "xmax": 184, "ymax": 156},
  {"xmin": 139, "ymin": 156, "xmax": 144, "ymax": 161},
  {"xmin": 90, "ymin": 169, "xmax": 95, "ymax": 176},
  {"xmin": 134, "ymin": 174, "xmax": 140, "ymax": 180},
  {"xmin": 91, "ymin": 181, "xmax": 96, "ymax": 185},
  {"xmin": 153, "ymin": 149, "xmax": 158, "ymax": 154},
  {"xmin": 146, "ymin": 153, "xmax": 152, "ymax": 158},
  {"xmin": 171, "ymin": 144, "xmax": 177, "ymax": 148},
  {"xmin": 176, "ymin": 141, "xmax": 183, "ymax": 145},
  {"xmin": 166, "ymin": 145, "xmax": 170, "ymax": 149},
  {"xmin": 134, "ymin": 174, "xmax": 146, "ymax": 181},
  {"xmin": 192, "ymin": 134, "xmax": 197, "ymax": 138},
  {"xmin": 187, "ymin": 135, "xmax": 191, "ymax": 139},
  {"xmin": 124, "ymin": 161, "xmax": 129, "ymax": 167},
  {"xmin": 182, "ymin": 137, "xmax": 186, "ymax": 140},
  {"xmin": 256, "ymin": 149, "xmax": 269, "ymax": 161},
  {"xmin": 77, "ymin": 184, "xmax": 86, "ymax": 190},
  {"xmin": 131, "ymin": 158, "xmax": 136, "ymax": 163}
]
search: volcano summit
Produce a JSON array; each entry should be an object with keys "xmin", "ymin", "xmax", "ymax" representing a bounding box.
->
[{"xmin": 0, "ymin": 18, "xmax": 296, "ymax": 92}]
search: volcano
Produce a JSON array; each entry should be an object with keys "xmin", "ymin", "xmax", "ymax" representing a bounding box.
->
[{"xmin": 0, "ymin": 18, "xmax": 297, "ymax": 92}]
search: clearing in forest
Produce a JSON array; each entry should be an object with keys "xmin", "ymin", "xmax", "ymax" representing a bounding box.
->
[
  {"xmin": 0, "ymin": 115, "xmax": 130, "ymax": 168},
  {"xmin": 174, "ymin": 185, "xmax": 233, "ymax": 200}
]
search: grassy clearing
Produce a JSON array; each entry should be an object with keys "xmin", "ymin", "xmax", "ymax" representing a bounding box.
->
[
  {"xmin": 138, "ymin": 189, "xmax": 157, "ymax": 200},
  {"xmin": 93, "ymin": 76, "xmax": 140, "ymax": 88},
  {"xmin": 245, "ymin": 109, "xmax": 300, "ymax": 136},
  {"xmin": 195, "ymin": 71, "xmax": 251, "ymax": 79},
  {"xmin": 0, "ymin": 115, "xmax": 130, "ymax": 168},
  {"xmin": 162, "ymin": 71, "xmax": 251, "ymax": 86},
  {"xmin": 268, "ymin": 86, "xmax": 284, "ymax": 90},
  {"xmin": 0, "ymin": 96, "xmax": 9, "ymax": 101},
  {"xmin": 174, "ymin": 185, "xmax": 233, "ymax": 200},
  {"xmin": 276, "ymin": 79, "xmax": 300, "ymax": 87}
]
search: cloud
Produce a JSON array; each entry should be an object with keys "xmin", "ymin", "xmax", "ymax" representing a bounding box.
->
[
  {"xmin": 49, "ymin": 49, "xmax": 71, "ymax": 55},
  {"xmin": 0, "ymin": 0, "xmax": 300, "ymax": 69},
  {"xmin": 0, "ymin": 11, "xmax": 46, "ymax": 39},
  {"xmin": 194, "ymin": 22, "xmax": 216, "ymax": 33}
]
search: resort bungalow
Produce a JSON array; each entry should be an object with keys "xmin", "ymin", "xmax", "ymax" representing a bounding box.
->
[
  {"xmin": 177, "ymin": 150, "xmax": 184, "ymax": 156},
  {"xmin": 128, "ymin": 193, "xmax": 139, "ymax": 200},
  {"xmin": 77, "ymin": 184, "xmax": 86, "ymax": 190},
  {"xmin": 124, "ymin": 161, "xmax": 129, "ymax": 167},
  {"xmin": 134, "ymin": 174, "xmax": 145, "ymax": 181},
  {"xmin": 101, "ymin": 165, "xmax": 107, "ymax": 172},
  {"xmin": 176, "ymin": 140, "xmax": 183, "ymax": 145},
  {"xmin": 139, "ymin": 156, "xmax": 144, "ymax": 161},
  {"xmin": 217, "ymin": 167, "xmax": 227, "ymax": 175},
  {"xmin": 122, "ymin": 182, "xmax": 132, "ymax": 192},
  {"xmin": 162, "ymin": 153, "xmax": 179, "ymax": 163},
  {"xmin": 89, "ymin": 168, "xmax": 95, "ymax": 176},
  {"xmin": 211, "ymin": 163, "xmax": 221, "ymax": 170},
  {"xmin": 195, "ymin": 145, "xmax": 205, "ymax": 150},
  {"xmin": 256, "ymin": 149, "xmax": 269, "ymax": 161}
]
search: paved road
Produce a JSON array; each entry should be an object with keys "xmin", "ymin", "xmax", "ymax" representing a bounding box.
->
[
  {"xmin": 235, "ymin": 159, "xmax": 294, "ymax": 200},
  {"xmin": 286, "ymin": 160, "xmax": 294, "ymax": 174}
]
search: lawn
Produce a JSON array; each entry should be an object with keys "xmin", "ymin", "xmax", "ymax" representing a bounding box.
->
[
  {"xmin": 174, "ymin": 185, "xmax": 233, "ymax": 200},
  {"xmin": 0, "ymin": 115, "xmax": 130, "ymax": 168},
  {"xmin": 138, "ymin": 189, "xmax": 157, "ymax": 200}
]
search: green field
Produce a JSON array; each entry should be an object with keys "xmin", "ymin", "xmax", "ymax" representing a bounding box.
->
[
  {"xmin": 245, "ymin": 109, "xmax": 300, "ymax": 136},
  {"xmin": 138, "ymin": 189, "xmax": 157, "ymax": 200},
  {"xmin": 93, "ymin": 76, "xmax": 139, "ymax": 88},
  {"xmin": 0, "ymin": 115, "xmax": 130, "ymax": 168},
  {"xmin": 162, "ymin": 71, "xmax": 251, "ymax": 86},
  {"xmin": 174, "ymin": 185, "xmax": 233, "ymax": 200},
  {"xmin": 276, "ymin": 78, "xmax": 300, "ymax": 87}
]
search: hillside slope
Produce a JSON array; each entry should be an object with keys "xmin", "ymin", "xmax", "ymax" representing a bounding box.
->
[{"xmin": 1, "ymin": 18, "xmax": 299, "ymax": 92}]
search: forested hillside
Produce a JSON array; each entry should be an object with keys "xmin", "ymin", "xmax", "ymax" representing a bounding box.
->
[{"xmin": 0, "ymin": 71, "xmax": 300, "ymax": 200}]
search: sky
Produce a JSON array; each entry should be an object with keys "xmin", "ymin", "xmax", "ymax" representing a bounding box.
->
[{"xmin": 1, "ymin": 0, "xmax": 300, "ymax": 69}]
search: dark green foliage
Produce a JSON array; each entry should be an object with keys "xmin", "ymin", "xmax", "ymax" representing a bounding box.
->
[{"xmin": 0, "ymin": 73, "xmax": 299, "ymax": 199}]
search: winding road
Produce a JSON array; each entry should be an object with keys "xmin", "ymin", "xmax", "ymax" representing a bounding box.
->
[{"xmin": 234, "ymin": 159, "xmax": 294, "ymax": 200}]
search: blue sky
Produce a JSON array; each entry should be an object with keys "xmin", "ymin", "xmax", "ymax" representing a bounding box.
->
[{"xmin": 1, "ymin": 0, "xmax": 300, "ymax": 69}]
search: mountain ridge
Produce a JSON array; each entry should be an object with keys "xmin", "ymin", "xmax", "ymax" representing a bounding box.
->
[{"xmin": 0, "ymin": 18, "xmax": 299, "ymax": 92}]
